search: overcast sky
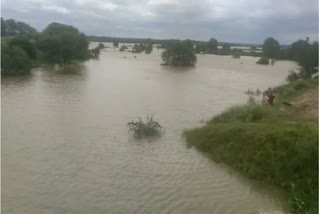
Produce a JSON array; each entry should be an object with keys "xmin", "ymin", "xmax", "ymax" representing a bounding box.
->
[{"xmin": 2, "ymin": 0, "xmax": 319, "ymax": 44}]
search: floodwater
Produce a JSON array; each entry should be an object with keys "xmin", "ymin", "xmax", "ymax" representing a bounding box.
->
[{"xmin": 2, "ymin": 43, "xmax": 297, "ymax": 214}]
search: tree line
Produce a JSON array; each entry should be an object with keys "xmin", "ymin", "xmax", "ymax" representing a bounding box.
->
[{"xmin": 1, "ymin": 18, "xmax": 318, "ymax": 78}]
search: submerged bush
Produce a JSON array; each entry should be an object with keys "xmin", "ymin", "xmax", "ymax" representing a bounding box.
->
[
  {"xmin": 127, "ymin": 116, "xmax": 163, "ymax": 138},
  {"xmin": 256, "ymin": 57, "xmax": 269, "ymax": 65}
]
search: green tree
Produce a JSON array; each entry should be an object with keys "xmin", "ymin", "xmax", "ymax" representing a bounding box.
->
[
  {"xmin": 207, "ymin": 38, "xmax": 218, "ymax": 54},
  {"xmin": 288, "ymin": 39, "xmax": 319, "ymax": 76},
  {"xmin": 232, "ymin": 49, "xmax": 241, "ymax": 58},
  {"xmin": 1, "ymin": 18, "xmax": 37, "ymax": 37},
  {"xmin": 119, "ymin": 45, "xmax": 128, "ymax": 52},
  {"xmin": 145, "ymin": 44, "xmax": 153, "ymax": 54},
  {"xmin": 1, "ymin": 44, "xmax": 32, "ymax": 75},
  {"xmin": 220, "ymin": 43, "xmax": 231, "ymax": 55},
  {"xmin": 37, "ymin": 23, "xmax": 89, "ymax": 64},
  {"xmin": 89, "ymin": 47, "xmax": 100, "ymax": 59},
  {"xmin": 262, "ymin": 37, "xmax": 280, "ymax": 59},
  {"xmin": 132, "ymin": 43, "xmax": 145, "ymax": 53},
  {"xmin": 98, "ymin": 43, "xmax": 105, "ymax": 49},
  {"xmin": 113, "ymin": 39, "xmax": 119, "ymax": 47},
  {"xmin": 9, "ymin": 36, "xmax": 37, "ymax": 59},
  {"xmin": 195, "ymin": 43, "xmax": 206, "ymax": 54},
  {"xmin": 161, "ymin": 41, "xmax": 197, "ymax": 66}
]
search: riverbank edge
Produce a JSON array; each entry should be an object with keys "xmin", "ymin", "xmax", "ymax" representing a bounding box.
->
[{"xmin": 183, "ymin": 79, "xmax": 318, "ymax": 214}]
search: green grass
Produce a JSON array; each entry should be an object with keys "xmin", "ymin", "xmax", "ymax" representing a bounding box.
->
[
  {"xmin": 273, "ymin": 78, "xmax": 318, "ymax": 103},
  {"xmin": 183, "ymin": 79, "xmax": 318, "ymax": 214}
]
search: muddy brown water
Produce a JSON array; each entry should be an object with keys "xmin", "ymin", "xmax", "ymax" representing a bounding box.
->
[{"xmin": 2, "ymin": 43, "xmax": 297, "ymax": 214}]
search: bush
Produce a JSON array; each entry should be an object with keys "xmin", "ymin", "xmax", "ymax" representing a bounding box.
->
[
  {"xmin": 119, "ymin": 45, "xmax": 128, "ymax": 52},
  {"xmin": 127, "ymin": 116, "xmax": 163, "ymax": 139},
  {"xmin": 232, "ymin": 50, "xmax": 241, "ymax": 58},
  {"xmin": 256, "ymin": 57, "xmax": 269, "ymax": 65},
  {"xmin": 286, "ymin": 69, "xmax": 301, "ymax": 82}
]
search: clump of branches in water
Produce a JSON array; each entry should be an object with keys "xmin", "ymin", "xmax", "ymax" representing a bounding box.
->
[{"xmin": 127, "ymin": 116, "xmax": 163, "ymax": 139}]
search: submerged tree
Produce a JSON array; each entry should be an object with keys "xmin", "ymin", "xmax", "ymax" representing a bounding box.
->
[
  {"xmin": 262, "ymin": 37, "xmax": 280, "ymax": 59},
  {"xmin": 98, "ymin": 43, "xmax": 105, "ymax": 49},
  {"xmin": 1, "ymin": 44, "xmax": 32, "ymax": 75},
  {"xmin": 220, "ymin": 43, "xmax": 231, "ymax": 55},
  {"xmin": 195, "ymin": 43, "xmax": 206, "ymax": 54},
  {"xmin": 145, "ymin": 44, "xmax": 153, "ymax": 54},
  {"xmin": 37, "ymin": 23, "xmax": 90, "ymax": 65},
  {"xmin": 113, "ymin": 39, "xmax": 119, "ymax": 48},
  {"xmin": 119, "ymin": 45, "xmax": 128, "ymax": 52},
  {"xmin": 232, "ymin": 49, "xmax": 241, "ymax": 58},
  {"xmin": 132, "ymin": 43, "xmax": 145, "ymax": 53},
  {"xmin": 207, "ymin": 38, "xmax": 218, "ymax": 54},
  {"xmin": 256, "ymin": 57, "xmax": 269, "ymax": 65},
  {"xmin": 161, "ymin": 41, "xmax": 197, "ymax": 66}
]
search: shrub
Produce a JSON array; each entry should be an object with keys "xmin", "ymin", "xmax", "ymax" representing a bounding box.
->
[
  {"xmin": 119, "ymin": 45, "xmax": 128, "ymax": 52},
  {"xmin": 127, "ymin": 116, "xmax": 163, "ymax": 138},
  {"xmin": 286, "ymin": 69, "xmax": 301, "ymax": 82}
]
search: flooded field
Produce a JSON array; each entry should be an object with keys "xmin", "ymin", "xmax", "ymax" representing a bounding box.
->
[{"xmin": 2, "ymin": 43, "xmax": 297, "ymax": 214}]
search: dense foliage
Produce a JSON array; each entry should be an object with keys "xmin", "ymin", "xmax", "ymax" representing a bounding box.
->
[
  {"xmin": 288, "ymin": 40, "xmax": 319, "ymax": 77},
  {"xmin": 1, "ymin": 18, "xmax": 92, "ymax": 75},
  {"xmin": 161, "ymin": 41, "xmax": 197, "ymax": 66},
  {"xmin": 37, "ymin": 23, "xmax": 90, "ymax": 64},
  {"xmin": 1, "ymin": 43, "xmax": 32, "ymax": 75}
]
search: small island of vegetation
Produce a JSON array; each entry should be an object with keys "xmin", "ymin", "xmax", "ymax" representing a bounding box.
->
[
  {"xmin": 161, "ymin": 41, "xmax": 197, "ymax": 66},
  {"xmin": 128, "ymin": 116, "xmax": 163, "ymax": 139}
]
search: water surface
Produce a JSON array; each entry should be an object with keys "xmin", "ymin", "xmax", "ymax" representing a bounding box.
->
[{"xmin": 2, "ymin": 44, "xmax": 296, "ymax": 214}]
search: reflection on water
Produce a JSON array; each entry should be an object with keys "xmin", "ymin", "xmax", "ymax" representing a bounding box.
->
[{"xmin": 2, "ymin": 43, "xmax": 296, "ymax": 214}]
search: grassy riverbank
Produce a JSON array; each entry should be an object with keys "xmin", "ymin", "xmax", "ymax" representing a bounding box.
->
[{"xmin": 184, "ymin": 79, "xmax": 318, "ymax": 214}]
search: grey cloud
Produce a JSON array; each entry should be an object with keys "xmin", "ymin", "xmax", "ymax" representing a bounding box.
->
[{"xmin": 1, "ymin": 0, "xmax": 318, "ymax": 44}]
